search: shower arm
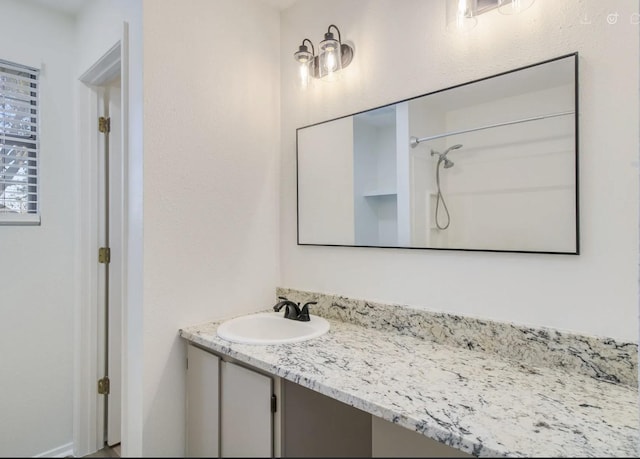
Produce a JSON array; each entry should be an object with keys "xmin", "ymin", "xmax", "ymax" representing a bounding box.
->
[{"xmin": 410, "ymin": 110, "xmax": 574, "ymax": 147}]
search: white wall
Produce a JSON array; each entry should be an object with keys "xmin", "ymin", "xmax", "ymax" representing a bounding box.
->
[
  {"xmin": 0, "ymin": 1, "xmax": 76, "ymax": 456},
  {"xmin": 142, "ymin": 0, "xmax": 280, "ymax": 455},
  {"xmin": 280, "ymin": 0, "xmax": 639, "ymax": 341}
]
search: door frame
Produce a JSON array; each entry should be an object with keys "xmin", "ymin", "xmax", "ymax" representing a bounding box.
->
[{"xmin": 74, "ymin": 32, "xmax": 128, "ymax": 457}]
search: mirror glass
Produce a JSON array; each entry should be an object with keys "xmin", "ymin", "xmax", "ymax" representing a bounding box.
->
[{"xmin": 297, "ymin": 53, "xmax": 578, "ymax": 254}]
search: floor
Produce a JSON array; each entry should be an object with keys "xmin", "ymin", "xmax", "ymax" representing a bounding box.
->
[{"xmin": 82, "ymin": 444, "xmax": 121, "ymax": 458}]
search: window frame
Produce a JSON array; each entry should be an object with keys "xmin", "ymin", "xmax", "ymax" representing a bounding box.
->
[{"xmin": 0, "ymin": 58, "xmax": 40, "ymax": 226}]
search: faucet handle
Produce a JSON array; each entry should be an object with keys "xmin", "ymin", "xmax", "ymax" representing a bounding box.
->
[
  {"xmin": 298, "ymin": 301, "xmax": 317, "ymax": 322},
  {"xmin": 285, "ymin": 302, "xmax": 301, "ymax": 320}
]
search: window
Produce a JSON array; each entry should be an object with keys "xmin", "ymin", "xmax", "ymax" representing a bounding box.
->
[{"xmin": 0, "ymin": 59, "xmax": 40, "ymax": 225}]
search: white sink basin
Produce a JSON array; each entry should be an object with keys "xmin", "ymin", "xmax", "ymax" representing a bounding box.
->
[{"xmin": 216, "ymin": 312, "xmax": 330, "ymax": 345}]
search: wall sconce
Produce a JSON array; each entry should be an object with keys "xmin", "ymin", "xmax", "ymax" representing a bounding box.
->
[
  {"xmin": 446, "ymin": 0, "xmax": 535, "ymax": 32},
  {"xmin": 294, "ymin": 24, "xmax": 354, "ymax": 87}
]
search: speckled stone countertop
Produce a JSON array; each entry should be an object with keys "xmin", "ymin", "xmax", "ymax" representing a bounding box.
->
[{"xmin": 180, "ymin": 318, "xmax": 638, "ymax": 457}]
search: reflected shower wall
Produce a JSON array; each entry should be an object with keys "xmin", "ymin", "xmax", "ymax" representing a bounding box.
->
[{"xmin": 408, "ymin": 84, "xmax": 575, "ymax": 252}]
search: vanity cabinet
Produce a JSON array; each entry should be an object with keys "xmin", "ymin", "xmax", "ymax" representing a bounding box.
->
[{"xmin": 186, "ymin": 344, "xmax": 276, "ymax": 458}]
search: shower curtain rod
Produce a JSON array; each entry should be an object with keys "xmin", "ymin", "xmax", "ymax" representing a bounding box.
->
[{"xmin": 410, "ymin": 110, "xmax": 575, "ymax": 147}]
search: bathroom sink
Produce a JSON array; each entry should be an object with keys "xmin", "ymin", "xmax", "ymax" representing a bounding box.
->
[{"xmin": 216, "ymin": 312, "xmax": 330, "ymax": 345}]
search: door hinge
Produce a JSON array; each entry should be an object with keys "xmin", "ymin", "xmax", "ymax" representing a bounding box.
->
[
  {"xmin": 98, "ymin": 376, "xmax": 110, "ymax": 395},
  {"xmin": 271, "ymin": 394, "xmax": 277, "ymax": 413},
  {"xmin": 98, "ymin": 116, "xmax": 111, "ymax": 133},
  {"xmin": 98, "ymin": 247, "xmax": 111, "ymax": 264}
]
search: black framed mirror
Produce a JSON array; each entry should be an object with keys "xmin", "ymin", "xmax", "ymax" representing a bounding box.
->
[{"xmin": 296, "ymin": 53, "xmax": 579, "ymax": 254}]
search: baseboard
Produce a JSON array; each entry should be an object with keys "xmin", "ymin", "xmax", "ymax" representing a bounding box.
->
[{"xmin": 33, "ymin": 442, "xmax": 74, "ymax": 458}]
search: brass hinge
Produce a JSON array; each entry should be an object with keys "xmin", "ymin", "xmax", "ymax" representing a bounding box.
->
[
  {"xmin": 271, "ymin": 394, "xmax": 277, "ymax": 413},
  {"xmin": 98, "ymin": 247, "xmax": 111, "ymax": 264},
  {"xmin": 98, "ymin": 376, "xmax": 110, "ymax": 395},
  {"xmin": 98, "ymin": 116, "xmax": 111, "ymax": 133}
]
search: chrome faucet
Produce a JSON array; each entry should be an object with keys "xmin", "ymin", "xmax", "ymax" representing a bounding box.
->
[{"xmin": 273, "ymin": 297, "xmax": 317, "ymax": 322}]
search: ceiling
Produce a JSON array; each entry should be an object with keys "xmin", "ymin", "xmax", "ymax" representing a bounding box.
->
[
  {"xmin": 258, "ymin": 0, "xmax": 298, "ymax": 10},
  {"xmin": 26, "ymin": 0, "xmax": 297, "ymax": 16}
]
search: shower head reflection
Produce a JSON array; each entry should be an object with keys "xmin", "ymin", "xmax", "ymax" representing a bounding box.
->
[{"xmin": 431, "ymin": 144, "xmax": 462, "ymax": 168}]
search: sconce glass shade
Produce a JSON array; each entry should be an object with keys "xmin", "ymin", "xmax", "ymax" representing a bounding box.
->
[
  {"xmin": 498, "ymin": 0, "xmax": 535, "ymax": 14},
  {"xmin": 294, "ymin": 44, "xmax": 313, "ymax": 64},
  {"xmin": 294, "ymin": 40, "xmax": 315, "ymax": 88},
  {"xmin": 319, "ymin": 31, "xmax": 342, "ymax": 79},
  {"xmin": 297, "ymin": 61, "xmax": 311, "ymax": 88},
  {"xmin": 446, "ymin": 0, "xmax": 478, "ymax": 32}
]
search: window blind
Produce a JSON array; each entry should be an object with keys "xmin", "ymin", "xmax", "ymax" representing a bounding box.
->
[{"xmin": 0, "ymin": 59, "xmax": 40, "ymax": 225}]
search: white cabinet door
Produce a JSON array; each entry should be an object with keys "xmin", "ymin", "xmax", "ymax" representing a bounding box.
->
[
  {"xmin": 220, "ymin": 361, "xmax": 273, "ymax": 457},
  {"xmin": 186, "ymin": 344, "xmax": 220, "ymax": 457}
]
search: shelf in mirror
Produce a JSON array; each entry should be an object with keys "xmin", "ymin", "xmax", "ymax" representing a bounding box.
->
[{"xmin": 362, "ymin": 190, "xmax": 397, "ymax": 197}]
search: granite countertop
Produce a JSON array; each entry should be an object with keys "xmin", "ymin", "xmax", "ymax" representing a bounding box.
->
[{"xmin": 180, "ymin": 314, "xmax": 639, "ymax": 458}]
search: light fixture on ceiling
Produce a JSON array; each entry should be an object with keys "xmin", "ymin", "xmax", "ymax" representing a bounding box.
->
[
  {"xmin": 446, "ymin": 0, "xmax": 478, "ymax": 32},
  {"xmin": 446, "ymin": 0, "xmax": 535, "ymax": 32},
  {"xmin": 293, "ymin": 24, "xmax": 354, "ymax": 87},
  {"xmin": 498, "ymin": 0, "xmax": 535, "ymax": 15}
]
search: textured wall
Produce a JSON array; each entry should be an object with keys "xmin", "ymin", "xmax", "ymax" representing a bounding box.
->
[
  {"xmin": 0, "ymin": 0, "xmax": 76, "ymax": 455},
  {"xmin": 142, "ymin": 0, "xmax": 281, "ymax": 455}
]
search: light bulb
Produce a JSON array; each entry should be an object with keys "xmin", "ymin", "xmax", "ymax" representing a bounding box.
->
[
  {"xmin": 299, "ymin": 62, "xmax": 310, "ymax": 88},
  {"xmin": 325, "ymin": 50, "xmax": 337, "ymax": 73}
]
